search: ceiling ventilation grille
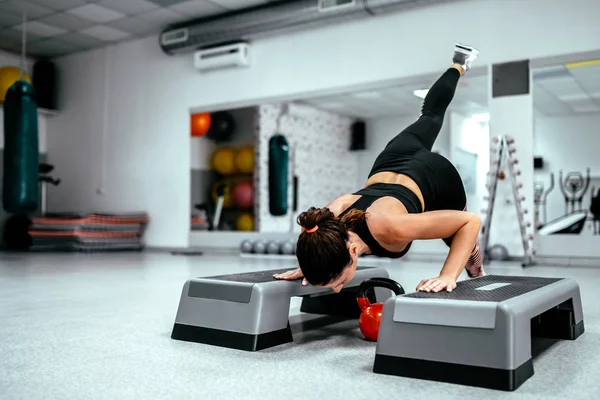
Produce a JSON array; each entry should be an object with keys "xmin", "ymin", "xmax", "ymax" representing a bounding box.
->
[{"xmin": 159, "ymin": 0, "xmax": 461, "ymax": 55}]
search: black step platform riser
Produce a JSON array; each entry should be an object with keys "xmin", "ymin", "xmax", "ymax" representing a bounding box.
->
[
  {"xmin": 171, "ymin": 323, "xmax": 293, "ymax": 351},
  {"xmin": 373, "ymin": 355, "xmax": 534, "ymax": 392}
]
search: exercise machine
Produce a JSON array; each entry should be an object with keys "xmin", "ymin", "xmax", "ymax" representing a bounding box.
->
[
  {"xmin": 590, "ymin": 187, "xmax": 600, "ymax": 235},
  {"xmin": 536, "ymin": 169, "xmax": 592, "ymax": 236},
  {"xmin": 559, "ymin": 168, "xmax": 590, "ymax": 215},
  {"xmin": 534, "ymin": 172, "xmax": 554, "ymax": 228}
]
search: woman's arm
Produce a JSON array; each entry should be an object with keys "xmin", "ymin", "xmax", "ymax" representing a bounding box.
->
[{"xmin": 374, "ymin": 210, "xmax": 481, "ymax": 280}]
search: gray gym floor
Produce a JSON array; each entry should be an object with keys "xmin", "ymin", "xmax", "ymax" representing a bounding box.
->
[{"xmin": 1, "ymin": 251, "xmax": 599, "ymax": 399}]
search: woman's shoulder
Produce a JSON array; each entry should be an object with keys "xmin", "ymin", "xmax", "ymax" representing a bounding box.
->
[{"xmin": 365, "ymin": 201, "xmax": 410, "ymax": 237}]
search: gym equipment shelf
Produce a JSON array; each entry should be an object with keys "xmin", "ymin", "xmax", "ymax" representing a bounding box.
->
[{"xmin": 480, "ymin": 135, "xmax": 535, "ymax": 266}]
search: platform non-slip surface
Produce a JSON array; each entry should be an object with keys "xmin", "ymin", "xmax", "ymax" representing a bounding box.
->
[
  {"xmin": 1, "ymin": 252, "xmax": 599, "ymax": 400},
  {"xmin": 206, "ymin": 266, "xmax": 373, "ymax": 283},
  {"xmin": 405, "ymin": 275, "xmax": 562, "ymax": 302}
]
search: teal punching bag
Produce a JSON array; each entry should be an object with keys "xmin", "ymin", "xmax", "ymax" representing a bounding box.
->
[
  {"xmin": 269, "ymin": 134, "xmax": 289, "ymax": 216},
  {"xmin": 3, "ymin": 80, "xmax": 40, "ymax": 213}
]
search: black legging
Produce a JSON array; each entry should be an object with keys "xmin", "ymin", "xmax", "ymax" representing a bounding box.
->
[
  {"xmin": 366, "ymin": 67, "xmax": 484, "ymax": 275},
  {"xmin": 368, "ymin": 67, "xmax": 465, "ymax": 214},
  {"xmin": 404, "ymin": 67, "xmax": 461, "ymax": 150},
  {"xmin": 417, "ymin": 67, "xmax": 461, "ymax": 146}
]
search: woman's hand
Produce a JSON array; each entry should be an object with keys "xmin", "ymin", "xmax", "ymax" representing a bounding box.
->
[
  {"xmin": 416, "ymin": 275, "xmax": 457, "ymax": 292},
  {"xmin": 273, "ymin": 267, "xmax": 308, "ymax": 286}
]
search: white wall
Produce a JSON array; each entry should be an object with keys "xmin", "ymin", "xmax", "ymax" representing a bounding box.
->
[
  {"xmin": 449, "ymin": 112, "xmax": 490, "ymax": 215},
  {"xmin": 47, "ymin": 45, "xmax": 192, "ymax": 248},
  {"xmin": 47, "ymin": 0, "xmax": 600, "ymax": 248},
  {"xmin": 185, "ymin": 0, "xmax": 600, "ymax": 112}
]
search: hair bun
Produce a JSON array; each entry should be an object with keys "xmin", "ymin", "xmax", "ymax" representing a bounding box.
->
[{"xmin": 297, "ymin": 207, "xmax": 336, "ymax": 230}]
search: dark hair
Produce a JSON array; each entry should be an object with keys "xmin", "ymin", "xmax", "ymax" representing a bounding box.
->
[{"xmin": 296, "ymin": 207, "xmax": 367, "ymax": 286}]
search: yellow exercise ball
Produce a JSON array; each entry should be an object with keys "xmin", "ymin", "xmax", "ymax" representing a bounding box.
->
[
  {"xmin": 0, "ymin": 66, "xmax": 31, "ymax": 103},
  {"xmin": 236, "ymin": 212, "xmax": 254, "ymax": 231},
  {"xmin": 211, "ymin": 147, "xmax": 237, "ymax": 175},
  {"xmin": 211, "ymin": 180, "xmax": 233, "ymax": 208},
  {"xmin": 235, "ymin": 146, "xmax": 254, "ymax": 174}
]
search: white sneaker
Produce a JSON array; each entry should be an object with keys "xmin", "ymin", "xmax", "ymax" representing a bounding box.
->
[{"xmin": 453, "ymin": 43, "xmax": 479, "ymax": 72}]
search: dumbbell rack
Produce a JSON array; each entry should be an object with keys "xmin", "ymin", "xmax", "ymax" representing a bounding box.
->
[{"xmin": 480, "ymin": 135, "xmax": 535, "ymax": 266}]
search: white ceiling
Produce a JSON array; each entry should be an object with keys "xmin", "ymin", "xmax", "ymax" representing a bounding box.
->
[
  {"xmin": 0, "ymin": 0, "xmax": 273, "ymax": 58},
  {"xmin": 303, "ymin": 61, "xmax": 600, "ymax": 119}
]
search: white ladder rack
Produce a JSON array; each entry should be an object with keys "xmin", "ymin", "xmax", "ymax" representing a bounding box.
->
[{"xmin": 480, "ymin": 135, "xmax": 535, "ymax": 266}]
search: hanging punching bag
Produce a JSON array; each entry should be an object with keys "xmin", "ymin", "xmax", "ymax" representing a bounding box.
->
[
  {"xmin": 3, "ymin": 80, "xmax": 40, "ymax": 214},
  {"xmin": 268, "ymin": 134, "xmax": 289, "ymax": 216}
]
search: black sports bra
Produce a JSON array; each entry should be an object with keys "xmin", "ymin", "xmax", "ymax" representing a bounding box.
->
[{"xmin": 337, "ymin": 183, "xmax": 423, "ymax": 259}]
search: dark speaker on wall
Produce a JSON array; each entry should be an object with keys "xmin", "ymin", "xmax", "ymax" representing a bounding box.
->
[
  {"xmin": 534, "ymin": 156, "xmax": 544, "ymax": 169},
  {"xmin": 492, "ymin": 59, "xmax": 530, "ymax": 98},
  {"xmin": 32, "ymin": 60, "xmax": 57, "ymax": 110},
  {"xmin": 350, "ymin": 120, "xmax": 366, "ymax": 151}
]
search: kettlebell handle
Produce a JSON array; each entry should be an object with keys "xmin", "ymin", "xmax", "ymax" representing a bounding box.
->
[{"xmin": 357, "ymin": 277, "xmax": 405, "ymax": 310}]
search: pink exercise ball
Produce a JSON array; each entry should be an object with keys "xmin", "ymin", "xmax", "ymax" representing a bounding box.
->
[{"xmin": 233, "ymin": 180, "xmax": 254, "ymax": 209}]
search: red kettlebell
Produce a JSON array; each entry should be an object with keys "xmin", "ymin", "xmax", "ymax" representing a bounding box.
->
[{"xmin": 356, "ymin": 277, "xmax": 405, "ymax": 341}]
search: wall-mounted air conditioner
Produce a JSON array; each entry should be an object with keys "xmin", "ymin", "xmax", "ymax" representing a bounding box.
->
[{"xmin": 193, "ymin": 43, "xmax": 251, "ymax": 72}]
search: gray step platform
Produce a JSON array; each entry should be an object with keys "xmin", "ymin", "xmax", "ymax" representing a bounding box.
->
[
  {"xmin": 374, "ymin": 275, "xmax": 584, "ymax": 391},
  {"xmin": 172, "ymin": 266, "xmax": 390, "ymax": 351}
]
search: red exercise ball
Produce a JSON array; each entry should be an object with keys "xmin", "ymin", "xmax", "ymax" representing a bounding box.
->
[
  {"xmin": 191, "ymin": 112, "xmax": 211, "ymax": 137},
  {"xmin": 233, "ymin": 180, "xmax": 254, "ymax": 209}
]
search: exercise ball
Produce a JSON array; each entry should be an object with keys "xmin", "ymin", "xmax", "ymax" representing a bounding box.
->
[
  {"xmin": 206, "ymin": 111, "xmax": 235, "ymax": 143},
  {"xmin": 233, "ymin": 180, "xmax": 254, "ymax": 209},
  {"xmin": 236, "ymin": 213, "xmax": 254, "ymax": 231},
  {"xmin": 235, "ymin": 146, "xmax": 254, "ymax": 174},
  {"xmin": 211, "ymin": 147, "xmax": 237, "ymax": 175},
  {"xmin": 488, "ymin": 244, "xmax": 509, "ymax": 261},
  {"xmin": 191, "ymin": 112, "xmax": 211, "ymax": 136},
  {"xmin": 252, "ymin": 240, "xmax": 266, "ymax": 254},
  {"xmin": 211, "ymin": 180, "xmax": 233, "ymax": 208},
  {"xmin": 240, "ymin": 239, "xmax": 253, "ymax": 253},
  {"xmin": 0, "ymin": 66, "xmax": 31, "ymax": 103},
  {"xmin": 266, "ymin": 240, "xmax": 280, "ymax": 254},
  {"xmin": 281, "ymin": 240, "xmax": 295, "ymax": 255}
]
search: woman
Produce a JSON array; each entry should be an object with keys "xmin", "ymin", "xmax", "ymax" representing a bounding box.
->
[{"xmin": 274, "ymin": 43, "xmax": 484, "ymax": 294}]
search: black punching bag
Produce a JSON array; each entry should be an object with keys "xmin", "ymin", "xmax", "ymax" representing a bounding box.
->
[
  {"xmin": 268, "ymin": 134, "xmax": 289, "ymax": 216},
  {"xmin": 32, "ymin": 60, "xmax": 57, "ymax": 110},
  {"xmin": 2, "ymin": 80, "xmax": 40, "ymax": 214}
]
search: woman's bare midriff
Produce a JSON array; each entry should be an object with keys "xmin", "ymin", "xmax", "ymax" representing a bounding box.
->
[{"xmin": 326, "ymin": 172, "xmax": 426, "ymax": 254}]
